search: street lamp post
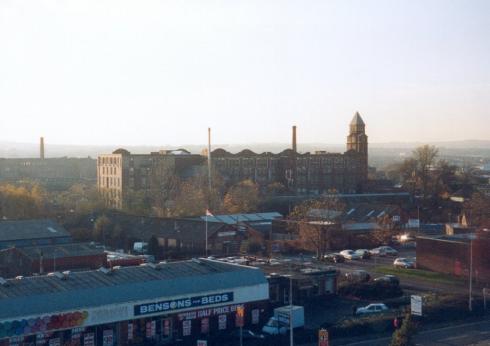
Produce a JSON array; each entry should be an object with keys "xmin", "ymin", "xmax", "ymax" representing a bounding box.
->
[
  {"xmin": 289, "ymin": 260, "xmax": 293, "ymax": 346},
  {"xmin": 469, "ymin": 237, "xmax": 474, "ymax": 312}
]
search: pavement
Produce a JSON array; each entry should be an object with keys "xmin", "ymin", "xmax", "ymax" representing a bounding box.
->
[{"xmin": 330, "ymin": 317, "xmax": 490, "ymax": 346}]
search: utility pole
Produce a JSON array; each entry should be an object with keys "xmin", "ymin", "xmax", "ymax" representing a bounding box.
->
[
  {"xmin": 205, "ymin": 128, "xmax": 212, "ymax": 257},
  {"xmin": 289, "ymin": 260, "xmax": 293, "ymax": 346},
  {"xmin": 469, "ymin": 244, "xmax": 473, "ymax": 311}
]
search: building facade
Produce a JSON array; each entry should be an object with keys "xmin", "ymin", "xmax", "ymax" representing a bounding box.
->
[
  {"xmin": 97, "ymin": 149, "xmax": 204, "ymax": 209},
  {"xmin": 0, "ymin": 259, "xmax": 269, "ymax": 346},
  {"xmin": 98, "ymin": 113, "xmax": 369, "ymax": 209}
]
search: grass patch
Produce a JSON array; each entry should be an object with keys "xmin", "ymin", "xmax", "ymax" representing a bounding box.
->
[{"xmin": 374, "ymin": 266, "xmax": 464, "ymax": 285}]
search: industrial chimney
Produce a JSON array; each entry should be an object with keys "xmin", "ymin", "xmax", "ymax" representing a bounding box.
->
[
  {"xmin": 292, "ymin": 126, "xmax": 297, "ymax": 153},
  {"xmin": 40, "ymin": 137, "xmax": 45, "ymax": 159}
]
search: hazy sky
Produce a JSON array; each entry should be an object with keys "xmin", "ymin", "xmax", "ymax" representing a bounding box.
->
[{"xmin": 0, "ymin": 0, "xmax": 489, "ymax": 147}]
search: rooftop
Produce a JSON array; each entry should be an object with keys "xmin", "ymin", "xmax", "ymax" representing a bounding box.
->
[
  {"xmin": 0, "ymin": 259, "xmax": 267, "ymax": 320},
  {"xmin": 0, "ymin": 219, "xmax": 70, "ymax": 243},
  {"xmin": 195, "ymin": 212, "xmax": 283, "ymax": 225},
  {"xmin": 16, "ymin": 242, "xmax": 104, "ymax": 260}
]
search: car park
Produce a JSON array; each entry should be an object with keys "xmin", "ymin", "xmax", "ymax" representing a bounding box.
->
[
  {"xmin": 393, "ymin": 257, "xmax": 416, "ymax": 269},
  {"xmin": 356, "ymin": 303, "xmax": 389, "ymax": 315},
  {"xmin": 340, "ymin": 250, "xmax": 362, "ymax": 260}
]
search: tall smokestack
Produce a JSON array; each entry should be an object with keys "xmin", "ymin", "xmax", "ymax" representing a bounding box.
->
[
  {"xmin": 40, "ymin": 137, "xmax": 45, "ymax": 159},
  {"xmin": 207, "ymin": 128, "xmax": 212, "ymax": 190},
  {"xmin": 292, "ymin": 126, "xmax": 297, "ymax": 153}
]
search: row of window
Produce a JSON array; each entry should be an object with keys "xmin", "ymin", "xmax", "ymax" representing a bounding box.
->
[
  {"xmin": 99, "ymin": 176, "xmax": 121, "ymax": 188},
  {"xmin": 101, "ymin": 166, "xmax": 118, "ymax": 175},
  {"xmin": 98, "ymin": 156, "xmax": 121, "ymax": 165}
]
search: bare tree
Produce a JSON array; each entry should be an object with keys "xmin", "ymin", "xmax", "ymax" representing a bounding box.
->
[{"xmin": 289, "ymin": 197, "xmax": 345, "ymax": 258}]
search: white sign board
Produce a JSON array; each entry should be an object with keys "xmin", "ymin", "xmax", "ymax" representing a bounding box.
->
[
  {"xmin": 408, "ymin": 219, "xmax": 420, "ymax": 228},
  {"xmin": 411, "ymin": 295, "xmax": 422, "ymax": 316}
]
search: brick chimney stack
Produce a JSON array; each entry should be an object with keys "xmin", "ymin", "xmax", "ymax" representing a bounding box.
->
[
  {"xmin": 292, "ymin": 126, "xmax": 297, "ymax": 153},
  {"xmin": 40, "ymin": 137, "xmax": 45, "ymax": 159}
]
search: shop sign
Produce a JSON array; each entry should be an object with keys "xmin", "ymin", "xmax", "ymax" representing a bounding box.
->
[
  {"xmin": 163, "ymin": 320, "xmax": 171, "ymax": 336},
  {"xmin": 201, "ymin": 318, "xmax": 209, "ymax": 334},
  {"xmin": 218, "ymin": 315, "xmax": 227, "ymax": 330},
  {"xmin": 318, "ymin": 329, "xmax": 329, "ymax": 346},
  {"xmin": 411, "ymin": 295, "xmax": 422, "ymax": 316},
  {"xmin": 49, "ymin": 338, "xmax": 60, "ymax": 346},
  {"xmin": 178, "ymin": 304, "xmax": 241, "ymax": 321},
  {"xmin": 235, "ymin": 306, "xmax": 244, "ymax": 327},
  {"xmin": 146, "ymin": 321, "xmax": 156, "ymax": 338},
  {"xmin": 127, "ymin": 323, "xmax": 133, "ymax": 340},
  {"xmin": 35, "ymin": 334, "xmax": 46, "ymax": 346},
  {"xmin": 218, "ymin": 231, "xmax": 236, "ymax": 237},
  {"xmin": 0, "ymin": 311, "xmax": 89, "ymax": 339},
  {"xmin": 251, "ymin": 309, "xmax": 260, "ymax": 325},
  {"xmin": 102, "ymin": 330, "xmax": 113, "ymax": 346},
  {"xmin": 83, "ymin": 333, "xmax": 95, "ymax": 346},
  {"xmin": 9, "ymin": 336, "xmax": 22, "ymax": 346},
  {"xmin": 182, "ymin": 320, "xmax": 192, "ymax": 336},
  {"xmin": 135, "ymin": 292, "xmax": 234, "ymax": 316}
]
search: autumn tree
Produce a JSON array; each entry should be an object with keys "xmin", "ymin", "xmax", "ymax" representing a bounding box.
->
[
  {"xmin": 172, "ymin": 179, "xmax": 208, "ymax": 217},
  {"xmin": 149, "ymin": 164, "xmax": 181, "ymax": 217},
  {"xmin": 372, "ymin": 214, "xmax": 398, "ymax": 245},
  {"xmin": 289, "ymin": 197, "xmax": 345, "ymax": 258},
  {"xmin": 93, "ymin": 215, "xmax": 112, "ymax": 247},
  {"xmin": 390, "ymin": 313, "xmax": 417, "ymax": 346},
  {"xmin": 223, "ymin": 179, "xmax": 259, "ymax": 214},
  {"xmin": 0, "ymin": 183, "xmax": 47, "ymax": 219},
  {"xmin": 464, "ymin": 192, "xmax": 490, "ymax": 228}
]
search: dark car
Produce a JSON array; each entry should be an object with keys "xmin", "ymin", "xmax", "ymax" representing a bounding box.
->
[
  {"xmin": 374, "ymin": 275, "xmax": 400, "ymax": 286},
  {"xmin": 323, "ymin": 253, "xmax": 345, "ymax": 263}
]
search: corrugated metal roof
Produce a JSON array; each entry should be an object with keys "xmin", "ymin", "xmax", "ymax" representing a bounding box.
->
[
  {"xmin": 0, "ymin": 259, "xmax": 266, "ymax": 320},
  {"xmin": 198, "ymin": 212, "xmax": 282, "ymax": 225},
  {"xmin": 0, "ymin": 220, "xmax": 70, "ymax": 242},
  {"xmin": 17, "ymin": 243, "xmax": 104, "ymax": 260}
]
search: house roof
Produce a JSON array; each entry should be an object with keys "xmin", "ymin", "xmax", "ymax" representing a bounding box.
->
[
  {"xmin": 0, "ymin": 259, "xmax": 267, "ymax": 320},
  {"xmin": 0, "ymin": 220, "xmax": 70, "ymax": 242},
  {"xmin": 196, "ymin": 212, "xmax": 283, "ymax": 225},
  {"xmin": 102, "ymin": 212, "xmax": 229, "ymax": 243},
  {"xmin": 16, "ymin": 243, "xmax": 104, "ymax": 260}
]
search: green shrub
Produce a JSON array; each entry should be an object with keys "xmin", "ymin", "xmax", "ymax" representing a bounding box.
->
[{"xmin": 338, "ymin": 281, "xmax": 403, "ymax": 300}]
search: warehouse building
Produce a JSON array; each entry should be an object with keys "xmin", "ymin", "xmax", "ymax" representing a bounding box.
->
[
  {"xmin": 0, "ymin": 220, "xmax": 72, "ymax": 250},
  {"xmin": 0, "ymin": 259, "xmax": 269, "ymax": 346}
]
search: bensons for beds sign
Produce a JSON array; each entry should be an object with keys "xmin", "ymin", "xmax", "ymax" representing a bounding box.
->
[{"xmin": 134, "ymin": 292, "xmax": 234, "ymax": 316}]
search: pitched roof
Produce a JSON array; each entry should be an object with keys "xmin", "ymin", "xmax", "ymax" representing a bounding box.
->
[
  {"xmin": 196, "ymin": 212, "xmax": 283, "ymax": 225},
  {"xmin": 17, "ymin": 242, "xmax": 104, "ymax": 260},
  {"xmin": 0, "ymin": 259, "xmax": 267, "ymax": 320},
  {"xmin": 0, "ymin": 219, "xmax": 70, "ymax": 242},
  {"xmin": 350, "ymin": 112, "xmax": 365, "ymax": 126}
]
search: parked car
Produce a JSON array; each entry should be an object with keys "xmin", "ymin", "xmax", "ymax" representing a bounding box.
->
[
  {"xmin": 374, "ymin": 275, "xmax": 400, "ymax": 286},
  {"xmin": 345, "ymin": 270, "xmax": 370, "ymax": 283},
  {"xmin": 355, "ymin": 249, "xmax": 371, "ymax": 259},
  {"xmin": 323, "ymin": 253, "xmax": 345, "ymax": 263},
  {"xmin": 370, "ymin": 246, "xmax": 398, "ymax": 256},
  {"xmin": 356, "ymin": 303, "xmax": 389, "ymax": 315},
  {"xmin": 340, "ymin": 250, "xmax": 362, "ymax": 260},
  {"xmin": 393, "ymin": 257, "xmax": 415, "ymax": 269}
]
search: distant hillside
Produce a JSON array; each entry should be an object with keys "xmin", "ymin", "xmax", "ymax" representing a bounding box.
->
[{"xmin": 0, "ymin": 140, "xmax": 489, "ymax": 159}]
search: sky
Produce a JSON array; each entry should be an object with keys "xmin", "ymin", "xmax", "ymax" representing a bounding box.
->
[{"xmin": 0, "ymin": 0, "xmax": 489, "ymax": 147}]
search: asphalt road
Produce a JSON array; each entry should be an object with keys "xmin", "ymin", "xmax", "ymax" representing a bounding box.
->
[{"xmin": 335, "ymin": 318, "xmax": 490, "ymax": 346}]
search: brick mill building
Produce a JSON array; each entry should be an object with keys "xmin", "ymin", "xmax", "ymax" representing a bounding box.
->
[{"xmin": 98, "ymin": 113, "xmax": 369, "ymax": 209}]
